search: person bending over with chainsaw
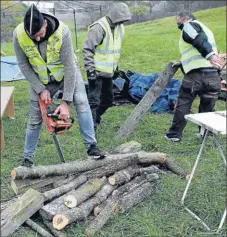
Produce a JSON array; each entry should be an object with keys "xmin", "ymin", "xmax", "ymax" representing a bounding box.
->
[
  {"xmin": 83, "ymin": 2, "xmax": 131, "ymax": 130},
  {"xmin": 165, "ymin": 11, "xmax": 223, "ymax": 142},
  {"xmin": 13, "ymin": 4, "xmax": 105, "ymax": 167}
]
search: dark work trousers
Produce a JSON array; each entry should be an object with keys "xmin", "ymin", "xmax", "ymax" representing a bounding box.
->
[
  {"xmin": 88, "ymin": 76, "xmax": 114, "ymax": 128},
  {"xmin": 166, "ymin": 69, "xmax": 221, "ymax": 139}
]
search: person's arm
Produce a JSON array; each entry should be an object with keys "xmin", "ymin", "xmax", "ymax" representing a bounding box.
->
[
  {"xmin": 182, "ymin": 21, "xmax": 214, "ymax": 59},
  {"xmin": 13, "ymin": 29, "xmax": 46, "ymax": 95},
  {"xmin": 82, "ymin": 24, "xmax": 105, "ymax": 73}
]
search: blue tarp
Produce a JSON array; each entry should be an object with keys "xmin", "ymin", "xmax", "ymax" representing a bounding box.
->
[{"xmin": 1, "ymin": 56, "xmax": 25, "ymax": 81}]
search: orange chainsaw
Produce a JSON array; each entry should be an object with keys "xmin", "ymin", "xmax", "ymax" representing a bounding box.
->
[{"xmin": 39, "ymin": 99, "xmax": 74, "ymax": 163}]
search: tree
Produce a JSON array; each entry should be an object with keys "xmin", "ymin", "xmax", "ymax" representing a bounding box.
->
[{"xmin": 130, "ymin": 5, "xmax": 148, "ymax": 22}]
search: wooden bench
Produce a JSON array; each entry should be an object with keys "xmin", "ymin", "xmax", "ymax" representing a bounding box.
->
[{"xmin": 1, "ymin": 86, "xmax": 15, "ymax": 150}]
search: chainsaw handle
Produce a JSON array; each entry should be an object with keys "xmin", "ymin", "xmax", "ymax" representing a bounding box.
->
[{"xmin": 47, "ymin": 114, "xmax": 74, "ymax": 124}]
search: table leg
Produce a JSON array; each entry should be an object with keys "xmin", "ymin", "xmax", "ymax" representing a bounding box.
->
[
  {"xmin": 6, "ymin": 95, "xmax": 15, "ymax": 119},
  {"xmin": 0, "ymin": 120, "xmax": 4, "ymax": 150},
  {"xmin": 213, "ymin": 134, "xmax": 226, "ymax": 166}
]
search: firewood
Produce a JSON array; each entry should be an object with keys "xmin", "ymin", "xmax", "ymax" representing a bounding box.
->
[
  {"xmin": 25, "ymin": 219, "xmax": 54, "ymax": 237},
  {"xmin": 93, "ymin": 200, "xmax": 108, "ymax": 217},
  {"xmin": 53, "ymin": 174, "xmax": 77, "ymax": 188},
  {"xmin": 109, "ymin": 141, "xmax": 142, "ymax": 154},
  {"xmin": 64, "ymin": 178, "xmax": 105, "ymax": 208},
  {"xmin": 85, "ymin": 181, "xmax": 157, "ymax": 236},
  {"xmin": 115, "ymin": 62, "xmax": 179, "ymax": 139},
  {"xmin": 1, "ymin": 188, "xmax": 44, "ymax": 237},
  {"xmin": 42, "ymin": 219, "xmax": 67, "ymax": 237},
  {"xmin": 52, "ymin": 183, "xmax": 117, "ymax": 230},
  {"xmin": 11, "ymin": 153, "xmax": 138, "ymax": 180},
  {"xmin": 43, "ymin": 174, "xmax": 87, "ymax": 201},
  {"xmin": 11, "ymin": 176, "xmax": 64, "ymax": 195}
]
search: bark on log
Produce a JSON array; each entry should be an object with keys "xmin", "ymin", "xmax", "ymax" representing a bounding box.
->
[
  {"xmin": 115, "ymin": 62, "xmax": 179, "ymax": 139},
  {"xmin": 42, "ymin": 219, "xmax": 67, "ymax": 237},
  {"xmin": 53, "ymin": 175, "xmax": 77, "ymax": 188},
  {"xmin": 43, "ymin": 175, "xmax": 87, "ymax": 201},
  {"xmin": 64, "ymin": 178, "xmax": 105, "ymax": 208},
  {"xmin": 93, "ymin": 200, "xmax": 108, "ymax": 217},
  {"xmin": 52, "ymin": 183, "xmax": 117, "ymax": 230},
  {"xmin": 163, "ymin": 157, "xmax": 187, "ymax": 178},
  {"xmin": 85, "ymin": 181, "xmax": 157, "ymax": 236},
  {"xmin": 11, "ymin": 176, "xmax": 64, "ymax": 195},
  {"xmin": 1, "ymin": 189, "xmax": 44, "ymax": 237},
  {"xmin": 109, "ymin": 141, "xmax": 142, "ymax": 154},
  {"xmin": 11, "ymin": 153, "xmax": 138, "ymax": 180},
  {"xmin": 25, "ymin": 219, "xmax": 54, "ymax": 237}
]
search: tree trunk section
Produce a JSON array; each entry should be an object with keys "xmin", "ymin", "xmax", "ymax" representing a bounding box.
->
[
  {"xmin": 43, "ymin": 175, "xmax": 87, "ymax": 201},
  {"xmin": 64, "ymin": 178, "xmax": 105, "ymax": 208},
  {"xmin": 42, "ymin": 219, "xmax": 67, "ymax": 237},
  {"xmin": 11, "ymin": 176, "xmax": 64, "ymax": 195},
  {"xmin": 25, "ymin": 219, "xmax": 54, "ymax": 237},
  {"xmin": 53, "ymin": 175, "xmax": 77, "ymax": 188},
  {"xmin": 115, "ymin": 62, "xmax": 179, "ymax": 139},
  {"xmin": 1, "ymin": 189, "xmax": 44, "ymax": 237},
  {"xmin": 52, "ymin": 183, "xmax": 117, "ymax": 230},
  {"xmin": 11, "ymin": 153, "xmax": 138, "ymax": 180}
]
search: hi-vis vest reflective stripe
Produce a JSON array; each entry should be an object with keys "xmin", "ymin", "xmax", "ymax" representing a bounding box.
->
[
  {"xmin": 179, "ymin": 20, "xmax": 218, "ymax": 74},
  {"xmin": 16, "ymin": 22, "xmax": 77, "ymax": 84},
  {"xmin": 90, "ymin": 17, "xmax": 125, "ymax": 74}
]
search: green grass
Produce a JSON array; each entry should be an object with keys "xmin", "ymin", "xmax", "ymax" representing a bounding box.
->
[{"xmin": 1, "ymin": 6, "xmax": 226, "ymax": 237}]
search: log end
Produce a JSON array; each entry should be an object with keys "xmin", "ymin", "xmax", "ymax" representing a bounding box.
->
[
  {"xmin": 11, "ymin": 169, "xmax": 17, "ymax": 180},
  {"xmin": 93, "ymin": 206, "xmax": 101, "ymax": 217},
  {"xmin": 52, "ymin": 214, "xmax": 69, "ymax": 230},
  {"xmin": 64, "ymin": 195, "xmax": 77, "ymax": 208},
  {"xmin": 108, "ymin": 176, "xmax": 116, "ymax": 186}
]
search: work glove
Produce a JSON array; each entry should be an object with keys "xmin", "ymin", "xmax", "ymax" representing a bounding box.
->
[
  {"xmin": 171, "ymin": 61, "xmax": 182, "ymax": 68},
  {"xmin": 87, "ymin": 70, "xmax": 97, "ymax": 81}
]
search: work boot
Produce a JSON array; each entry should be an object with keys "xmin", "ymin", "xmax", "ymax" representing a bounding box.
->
[
  {"xmin": 21, "ymin": 157, "xmax": 35, "ymax": 168},
  {"xmin": 164, "ymin": 134, "xmax": 181, "ymax": 142},
  {"xmin": 87, "ymin": 144, "xmax": 106, "ymax": 159}
]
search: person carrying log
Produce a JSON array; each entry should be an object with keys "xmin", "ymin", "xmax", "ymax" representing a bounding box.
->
[
  {"xmin": 165, "ymin": 11, "xmax": 223, "ymax": 142},
  {"xmin": 83, "ymin": 2, "xmax": 132, "ymax": 130},
  {"xmin": 13, "ymin": 4, "xmax": 105, "ymax": 167}
]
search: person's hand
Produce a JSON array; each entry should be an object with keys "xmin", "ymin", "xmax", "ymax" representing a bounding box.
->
[
  {"xmin": 209, "ymin": 55, "xmax": 222, "ymax": 69},
  {"xmin": 171, "ymin": 61, "xmax": 182, "ymax": 68},
  {"xmin": 87, "ymin": 71, "xmax": 97, "ymax": 81},
  {"xmin": 53, "ymin": 102, "xmax": 70, "ymax": 121},
  {"xmin": 40, "ymin": 89, "xmax": 51, "ymax": 105}
]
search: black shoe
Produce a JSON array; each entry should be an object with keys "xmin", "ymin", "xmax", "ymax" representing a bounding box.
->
[
  {"xmin": 87, "ymin": 145, "xmax": 106, "ymax": 159},
  {"xmin": 164, "ymin": 134, "xmax": 181, "ymax": 142},
  {"xmin": 21, "ymin": 158, "xmax": 34, "ymax": 168}
]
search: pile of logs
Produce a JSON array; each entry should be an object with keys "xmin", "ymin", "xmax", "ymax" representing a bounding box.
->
[{"xmin": 1, "ymin": 141, "xmax": 187, "ymax": 237}]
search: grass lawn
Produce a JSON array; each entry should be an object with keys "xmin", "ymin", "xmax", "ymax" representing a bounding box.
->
[{"xmin": 1, "ymin": 6, "xmax": 226, "ymax": 237}]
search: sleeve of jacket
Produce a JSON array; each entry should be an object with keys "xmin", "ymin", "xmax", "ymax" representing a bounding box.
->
[
  {"xmin": 60, "ymin": 25, "xmax": 79, "ymax": 102},
  {"xmin": 182, "ymin": 22, "xmax": 215, "ymax": 59},
  {"xmin": 83, "ymin": 24, "xmax": 105, "ymax": 72},
  {"xmin": 13, "ymin": 29, "xmax": 46, "ymax": 95}
]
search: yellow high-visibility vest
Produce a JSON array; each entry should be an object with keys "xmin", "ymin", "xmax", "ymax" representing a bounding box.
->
[
  {"xmin": 179, "ymin": 20, "xmax": 218, "ymax": 74},
  {"xmin": 16, "ymin": 22, "xmax": 77, "ymax": 84},
  {"xmin": 89, "ymin": 17, "xmax": 125, "ymax": 76}
]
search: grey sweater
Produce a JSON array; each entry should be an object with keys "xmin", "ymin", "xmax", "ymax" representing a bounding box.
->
[{"xmin": 13, "ymin": 17, "xmax": 79, "ymax": 102}]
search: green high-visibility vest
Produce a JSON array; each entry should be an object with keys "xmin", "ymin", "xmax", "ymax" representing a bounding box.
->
[
  {"xmin": 16, "ymin": 22, "xmax": 77, "ymax": 84},
  {"xmin": 89, "ymin": 17, "xmax": 125, "ymax": 75},
  {"xmin": 179, "ymin": 20, "xmax": 218, "ymax": 74}
]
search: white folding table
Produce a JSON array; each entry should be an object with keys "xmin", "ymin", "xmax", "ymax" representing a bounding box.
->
[{"xmin": 181, "ymin": 111, "xmax": 226, "ymax": 232}]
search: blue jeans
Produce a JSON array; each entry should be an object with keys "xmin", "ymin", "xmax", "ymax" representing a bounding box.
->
[{"xmin": 23, "ymin": 83, "xmax": 97, "ymax": 161}]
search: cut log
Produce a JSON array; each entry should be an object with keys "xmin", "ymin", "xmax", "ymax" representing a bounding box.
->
[
  {"xmin": 52, "ymin": 183, "xmax": 117, "ymax": 230},
  {"xmin": 11, "ymin": 176, "xmax": 64, "ymax": 195},
  {"xmin": 109, "ymin": 141, "xmax": 142, "ymax": 154},
  {"xmin": 42, "ymin": 219, "xmax": 67, "ymax": 237},
  {"xmin": 115, "ymin": 62, "xmax": 179, "ymax": 139},
  {"xmin": 85, "ymin": 181, "xmax": 157, "ymax": 236},
  {"xmin": 1, "ymin": 188, "xmax": 44, "ymax": 237},
  {"xmin": 11, "ymin": 153, "xmax": 138, "ymax": 180},
  {"xmin": 25, "ymin": 219, "xmax": 53, "ymax": 237},
  {"xmin": 93, "ymin": 200, "xmax": 108, "ymax": 217},
  {"xmin": 43, "ymin": 174, "xmax": 87, "ymax": 201},
  {"xmin": 64, "ymin": 178, "xmax": 105, "ymax": 208},
  {"xmin": 163, "ymin": 157, "xmax": 187, "ymax": 178}
]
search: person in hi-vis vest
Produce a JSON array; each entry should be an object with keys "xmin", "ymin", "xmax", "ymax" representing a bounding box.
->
[
  {"xmin": 83, "ymin": 2, "xmax": 131, "ymax": 130},
  {"xmin": 165, "ymin": 11, "xmax": 223, "ymax": 142},
  {"xmin": 13, "ymin": 4, "xmax": 105, "ymax": 167}
]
